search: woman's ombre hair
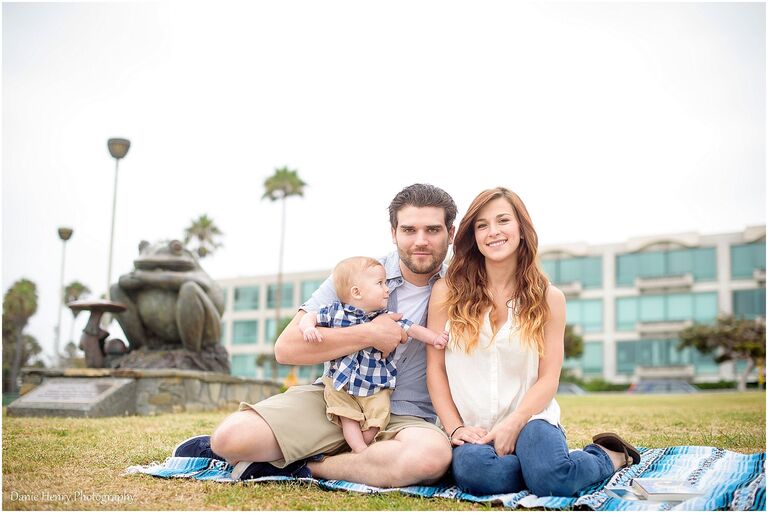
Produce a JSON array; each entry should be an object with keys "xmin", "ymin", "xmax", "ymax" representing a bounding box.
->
[{"xmin": 445, "ymin": 187, "xmax": 550, "ymax": 355}]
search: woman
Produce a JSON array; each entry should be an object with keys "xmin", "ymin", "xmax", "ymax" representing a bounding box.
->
[{"xmin": 426, "ymin": 187, "xmax": 640, "ymax": 497}]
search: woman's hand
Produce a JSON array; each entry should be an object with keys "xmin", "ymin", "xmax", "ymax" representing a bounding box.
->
[
  {"xmin": 476, "ymin": 413, "xmax": 528, "ymax": 455},
  {"xmin": 450, "ymin": 425, "xmax": 488, "ymax": 446}
]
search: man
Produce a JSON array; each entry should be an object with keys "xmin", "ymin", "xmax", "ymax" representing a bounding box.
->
[{"xmin": 174, "ymin": 184, "xmax": 457, "ymax": 488}]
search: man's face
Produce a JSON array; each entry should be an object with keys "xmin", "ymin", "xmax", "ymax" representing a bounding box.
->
[{"xmin": 391, "ymin": 206, "xmax": 454, "ymax": 276}]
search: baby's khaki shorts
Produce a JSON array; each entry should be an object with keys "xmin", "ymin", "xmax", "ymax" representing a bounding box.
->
[{"xmin": 321, "ymin": 375, "xmax": 391, "ymax": 430}]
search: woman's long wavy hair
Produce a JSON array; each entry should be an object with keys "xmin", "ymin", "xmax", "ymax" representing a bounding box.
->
[{"xmin": 445, "ymin": 187, "xmax": 550, "ymax": 355}]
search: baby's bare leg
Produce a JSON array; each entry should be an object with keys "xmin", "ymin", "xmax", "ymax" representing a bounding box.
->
[
  {"xmin": 341, "ymin": 416, "xmax": 368, "ymax": 453},
  {"xmin": 362, "ymin": 427, "xmax": 379, "ymax": 445}
]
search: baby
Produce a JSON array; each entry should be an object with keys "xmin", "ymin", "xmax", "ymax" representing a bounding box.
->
[{"xmin": 299, "ymin": 256, "xmax": 448, "ymax": 452}]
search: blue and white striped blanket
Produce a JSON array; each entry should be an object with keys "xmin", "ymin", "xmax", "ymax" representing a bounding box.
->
[{"xmin": 125, "ymin": 446, "xmax": 765, "ymax": 510}]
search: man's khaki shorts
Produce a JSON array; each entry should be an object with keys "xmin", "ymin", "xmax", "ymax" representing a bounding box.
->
[
  {"xmin": 239, "ymin": 384, "xmax": 446, "ymax": 468},
  {"xmin": 321, "ymin": 376, "xmax": 391, "ymax": 430}
]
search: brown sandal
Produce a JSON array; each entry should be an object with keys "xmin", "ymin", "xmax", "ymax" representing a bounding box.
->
[{"xmin": 592, "ymin": 432, "xmax": 641, "ymax": 468}]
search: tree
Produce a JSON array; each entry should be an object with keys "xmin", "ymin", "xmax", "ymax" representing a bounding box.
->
[
  {"xmin": 564, "ymin": 324, "xmax": 584, "ymax": 360},
  {"xmin": 678, "ymin": 315, "xmax": 766, "ymax": 392},
  {"xmin": 2, "ymin": 279, "xmax": 39, "ymax": 393},
  {"xmin": 2, "ymin": 334, "xmax": 43, "ymax": 392},
  {"xmin": 183, "ymin": 214, "xmax": 224, "ymax": 258},
  {"xmin": 63, "ymin": 280, "xmax": 91, "ymax": 348},
  {"xmin": 560, "ymin": 324, "xmax": 585, "ymax": 381},
  {"xmin": 60, "ymin": 341, "xmax": 86, "ymax": 369},
  {"xmin": 64, "ymin": 281, "xmax": 91, "ymax": 304},
  {"xmin": 262, "ymin": 166, "xmax": 306, "ymax": 380}
]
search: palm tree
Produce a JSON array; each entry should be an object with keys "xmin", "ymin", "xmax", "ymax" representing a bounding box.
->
[
  {"xmin": 262, "ymin": 166, "xmax": 306, "ymax": 380},
  {"xmin": 64, "ymin": 281, "xmax": 91, "ymax": 348},
  {"xmin": 183, "ymin": 214, "xmax": 224, "ymax": 258},
  {"xmin": 2, "ymin": 334, "xmax": 43, "ymax": 392},
  {"xmin": 3, "ymin": 279, "xmax": 38, "ymax": 393}
]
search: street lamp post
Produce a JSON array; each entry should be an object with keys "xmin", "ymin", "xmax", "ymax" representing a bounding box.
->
[
  {"xmin": 106, "ymin": 138, "xmax": 130, "ymax": 302},
  {"xmin": 55, "ymin": 226, "xmax": 73, "ymax": 367}
]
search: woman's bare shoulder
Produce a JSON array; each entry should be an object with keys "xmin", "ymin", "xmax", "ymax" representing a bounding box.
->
[
  {"xmin": 545, "ymin": 284, "xmax": 566, "ymax": 308},
  {"xmin": 430, "ymin": 278, "xmax": 450, "ymax": 301}
]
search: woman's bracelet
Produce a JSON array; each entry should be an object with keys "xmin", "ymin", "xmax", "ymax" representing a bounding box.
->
[{"xmin": 449, "ymin": 425, "xmax": 465, "ymax": 442}]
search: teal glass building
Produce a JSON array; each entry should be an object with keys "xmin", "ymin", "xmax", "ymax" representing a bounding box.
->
[
  {"xmin": 540, "ymin": 225, "xmax": 765, "ymax": 384},
  {"xmin": 218, "ymin": 226, "xmax": 765, "ymax": 384},
  {"xmin": 218, "ymin": 270, "xmax": 327, "ymax": 383}
]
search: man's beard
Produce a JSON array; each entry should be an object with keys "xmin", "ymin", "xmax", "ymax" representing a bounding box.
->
[{"xmin": 398, "ymin": 246, "xmax": 447, "ymax": 276}]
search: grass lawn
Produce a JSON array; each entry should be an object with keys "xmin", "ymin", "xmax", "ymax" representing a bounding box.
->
[{"xmin": 3, "ymin": 391, "xmax": 765, "ymax": 510}]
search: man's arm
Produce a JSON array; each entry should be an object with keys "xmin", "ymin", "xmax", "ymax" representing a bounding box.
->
[{"xmin": 274, "ymin": 310, "xmax": 406, "ymax": 365}]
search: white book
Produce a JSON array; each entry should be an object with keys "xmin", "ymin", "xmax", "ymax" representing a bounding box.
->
[
  {"xmin": 605, "ymin": 486, "xmax": 643, "ymax": 501},
  {"xmin": 631, "ymin": 478, "xmax": 703, "ymax": 502}
]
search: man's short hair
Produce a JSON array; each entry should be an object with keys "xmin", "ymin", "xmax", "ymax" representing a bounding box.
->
[
  {"xmin": 387, "ymin": 183, "xmax": 457, "ymax": 229},
  {"xmin": 333, "ymin": 256, "xmax": 383, "ymax": 304}
]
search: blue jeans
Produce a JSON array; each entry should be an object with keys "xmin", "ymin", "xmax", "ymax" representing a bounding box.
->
[{"xmin": 451, "ymin": 419, "xmax": 614, "ymax": 497}]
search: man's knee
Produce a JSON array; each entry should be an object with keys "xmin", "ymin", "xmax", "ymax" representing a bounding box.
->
[
  {"xmin": 398, "ymin": 431, "xmax": 452, "ymax": 482},
  {"xmin": 210, "ymin": 410, "xmax": 279, "ymax": 461}
]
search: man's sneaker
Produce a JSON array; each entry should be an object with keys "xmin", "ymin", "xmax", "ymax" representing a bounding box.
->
[
  {"xmin": 172, "ymin": 435, "xmax": 224, "ymax": 460},
  {"xmin": 231, "ymin": 454, "xmax": 323, "ymax": 481}
]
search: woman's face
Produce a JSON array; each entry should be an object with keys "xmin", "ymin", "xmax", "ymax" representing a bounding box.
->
[{"xmin": 473, "ymin": 197, "xmax": 521, "ymax": 262}]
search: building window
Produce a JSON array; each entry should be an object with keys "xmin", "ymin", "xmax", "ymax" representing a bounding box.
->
[
  {"xmin": 563, "ymin": 341, "xmax": 603, "ymax": 375},
  {"xmin": 565, "ymin": 299, "xmax": 603, "ymax": 333},
  {"xmin": 265, "ymin": 318, "xmax": 275, "ymax": 343},
  {"xmin": 298, "ymin": 365, "xmax": 324, "ymax": 381},
  {"xmin": 615, "ymin": 292, "xmax": 718, "ymax": 331},
  {"xmin": 301, "ymin": 279, "xmax": 326, "ymax": 303},
  {"xmin": 262, "ymin": 359, "xmax": 272, "ymax": 378},
  {"xmin": 581, "ymin": 342, "xmax": 603, "ymax": 374},
  {"xmin": 231, "ymin": 354, "xmax": 258, "ymax": 377},
  {"xmin": 615, "ymin": 339, "xmax": 717, "ymax": 375},
  {"xmin": 264, "ymin": 318, "xmax": 291, "ymax": 343},
  {"xmin": 232, "ymin": 320, "xmax": 258, "ymax": 345},
  {"xmin": 731, "ymin": 242, "xmax": 766, "ymax": 279},
  {"xmin": 234, "ymin": 286, "xmax": 260, "ymax": 311},
  {"xmin": 733, "ymin": 289, "xmax": 766, "ymax": 319},
  {"xmin": 267, "ymin": 283, "xmax": 294, "ymax": 309},
  {"xmin": 616, "ymin": 247, "xmax": 716, "ymax": 286},
  {"xmin": 541, "ymin": 256, "xmax": 602, "ymax": 289}
]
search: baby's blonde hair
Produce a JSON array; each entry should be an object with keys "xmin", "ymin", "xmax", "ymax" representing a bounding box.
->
[{"xmin": 333, "ymin": 256, "xmax": 383, "ymax": 304}]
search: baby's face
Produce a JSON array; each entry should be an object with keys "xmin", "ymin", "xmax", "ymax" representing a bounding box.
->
[{"xmin": 354, "ymin": 265, "xmax": 389, "ymax": 312}]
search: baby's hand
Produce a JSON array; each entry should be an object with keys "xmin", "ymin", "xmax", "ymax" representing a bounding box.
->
[
  {"xmin": 432, "ymin": 330, "xmax": 449, "ymax": 350},
  {"xmin": 303, "ymin": 327, "xmax": 323, "ymax": 343}
]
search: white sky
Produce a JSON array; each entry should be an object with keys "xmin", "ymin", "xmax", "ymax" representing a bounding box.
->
[{"xmin": 2, "ymin": 1, "xmax": 765, "ymax": 363}]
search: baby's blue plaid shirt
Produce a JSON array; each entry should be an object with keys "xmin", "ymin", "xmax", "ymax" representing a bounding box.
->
[{"xmin": 316, "ymin": 301, "xmax": 413, "ymax": 397}]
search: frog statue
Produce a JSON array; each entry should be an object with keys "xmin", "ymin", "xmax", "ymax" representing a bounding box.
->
[{"xmin": 108, "ymin": 239, "xmax": 230, "ymax": 373}]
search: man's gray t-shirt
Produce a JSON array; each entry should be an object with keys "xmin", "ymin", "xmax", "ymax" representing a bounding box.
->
[{"xmin": 301, "ymin": 251, "xmax": 444, "ymax": 422}]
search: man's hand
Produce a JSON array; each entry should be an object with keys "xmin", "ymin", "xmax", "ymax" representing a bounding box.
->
[
  {"xmin": 369, "ymin": 313, "xmax": 407, "ymax": 357},
  {"xmin": 302, "ymin": 326, "xmax": 323, "ymax": 343}
]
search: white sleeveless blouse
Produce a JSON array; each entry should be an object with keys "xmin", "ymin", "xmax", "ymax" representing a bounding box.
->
[{"xmin": 445, "ymin": 306, "xmax": 561, "ymax": 431}]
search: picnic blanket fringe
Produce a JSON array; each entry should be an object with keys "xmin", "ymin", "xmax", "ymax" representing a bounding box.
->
[{"xmin": 125, "ymin": 446, "xmax": 766, "ymax": 510}]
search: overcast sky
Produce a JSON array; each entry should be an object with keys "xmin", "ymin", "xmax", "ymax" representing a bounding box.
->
[{"xmin": 3, "ymin": 1, "xmax": 765, "ymax": 363}]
